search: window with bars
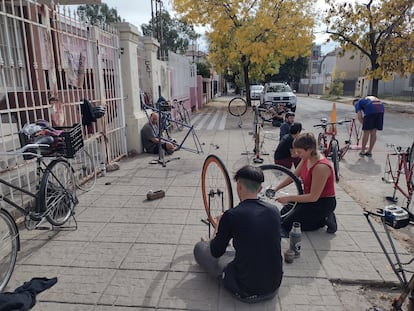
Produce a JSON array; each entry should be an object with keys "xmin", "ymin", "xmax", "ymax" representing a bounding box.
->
[{"xmin": 0, "ymin": 6, "xmax": 26, "ymax": 92}]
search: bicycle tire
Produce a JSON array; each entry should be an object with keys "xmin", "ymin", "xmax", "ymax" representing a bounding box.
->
[
  {"xmin": 183, "ymin": 108, "xmax": 191, "ymax": 126},
  {"xmin": 228, "ymin": 97, "xmax": 247, "ymax": 117},
  {"xmin": 259, "ymin": 164, "xmax": 303, "ymax": 220},
  {"xmin": 201, "ymin": 154, "xmax": 234, "ymax": 228},
  {"xmin": 39, "ymin": 158, "xmax": 77, "ymax": 226},
  {"xmin": 174, "ymin": 110, "xmax": 184, "ymax": 131},
  {"xmin": 71, "ymin": 148, "xmax": 97, "ymax": 192},
  {"xmin": 331, "ymin": 140, "xmax": 340, "ymax": 182},
  {"xmin": 409, "ymin": 141, "xmax": 414, "ymax": 186},
  {"xmin": 318, "ymin": 132, "xmax": 327, "ymax": 156},
  {"xmin": 0, "ymin": 208, "xmax": 19, "ymax": 292}
]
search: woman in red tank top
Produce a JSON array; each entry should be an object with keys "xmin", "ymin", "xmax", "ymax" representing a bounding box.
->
[{"xmin": 274, "ymin": 132, "xmax": 337, "ymax": 234}]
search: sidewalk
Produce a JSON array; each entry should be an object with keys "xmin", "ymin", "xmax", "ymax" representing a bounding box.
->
[{"xmin": 9, "ymin": 101, "xmax": 413, "ymax": 310}]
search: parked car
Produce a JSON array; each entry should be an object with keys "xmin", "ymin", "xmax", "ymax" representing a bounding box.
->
[
  {"xmin": 250, "ymin": 85, "xmax": 264, "ymax": 100},
  {"xmin": 260, "ymin": 82, "xmax": 297, "ymax": 112}
]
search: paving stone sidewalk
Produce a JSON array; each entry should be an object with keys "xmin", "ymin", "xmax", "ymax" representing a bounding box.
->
[{"xmin": 7, "ymin": 99, "xmax": 412, "ymax": 311}]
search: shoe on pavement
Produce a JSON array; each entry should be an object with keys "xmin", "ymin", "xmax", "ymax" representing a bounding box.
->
[{"xmin": 326, "ymin": 212, "xmax": 337, "ymax": 233}]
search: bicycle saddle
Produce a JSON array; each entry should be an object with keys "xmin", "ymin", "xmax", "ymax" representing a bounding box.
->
[{"xmin": 33, "ymin": 135, "xmax": 55, "ymax": 146}]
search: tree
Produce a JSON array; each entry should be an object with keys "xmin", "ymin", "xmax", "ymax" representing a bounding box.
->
[
  {"xmin": 141, "ymin": 10, "xmax": 200, "ymax": 57},
  {"xmin": 324, "ymin": 0, "xmax": 414, "ymax": 97},
  {"xmin": 196, "ymin": 62, "xmax": 212, "ymax": 78},
  {"xmin": 172, "ymin": 0, "xmax": 314, "ymax": 105},
  {"xmin": 77, "ymin": 3, "xmax": 122, "ymax": 25},
  {"xmin": 266, "ymin": 57, "xmax": 309, "ymax": 84}
]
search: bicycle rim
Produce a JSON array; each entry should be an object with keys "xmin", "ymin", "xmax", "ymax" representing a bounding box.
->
[
  {"xmin": 183, "ymin": 109, "xmax": 191, "ymax": 126},
  {"xmin": 228, "ymin": 97, "xmax": 247, "ymax": 117},
  {"xmin": 331, "ymin": 140, "xmax": 340, "ymax": 182},
  {"xmin": 259, "ymin": 164, "xmax": 303, "ymax": 220},
  {"xmin": 0, "ymin": 209, "xmax": 19, "ymax": 292},
  {"xmin": 409, "ymin": 141, "xmax": 414, "ymax": 186},
  {"xmin": 174, "ymin": 110, "xmax": 184, "ymax": 131},
  {"xmin": 40, "ymin": 159, "xmax": 76, "ymax": 226},
  {"xmin": 201, "ymin": 155, "xmax": 234, "ymax": 228},
  {"xmin": 71, "ymin": 149, "xmax": 96, "ymax": 191}
]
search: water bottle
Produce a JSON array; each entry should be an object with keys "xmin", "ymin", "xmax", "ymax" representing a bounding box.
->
[
  {"xmin": 100, "ymin": 162, "xmax": 106, "ymax": 177},
  {"xmin": 289, "ymin": 222, "xmax": 301, "ymax": 257}
]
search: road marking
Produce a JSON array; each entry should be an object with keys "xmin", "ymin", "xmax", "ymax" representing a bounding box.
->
[
  {"xmin": 206, "ymin": 111, "xmax": 220, "ymax": 130},
  {"xmin": 195, "ymin": 113, "xmax": 212, "ymax": 130}
]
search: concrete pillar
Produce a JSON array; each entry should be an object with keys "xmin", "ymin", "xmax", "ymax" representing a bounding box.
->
[{"xmin": 115, "ymin": 22, "xmax": 147, "ymax": 154}]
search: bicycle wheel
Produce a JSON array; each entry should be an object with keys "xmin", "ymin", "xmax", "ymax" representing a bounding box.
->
[
  {"xmin": 228, "ymin": 97, "xmax": 247, "ymax": 117},
  {"xmin": 70, "ymin": 148, "xmax": 96, "ymax": 192},
  {"xmin": 182, "ymin": 108, "xmax": 191, "ymax": 126},
  {"xmin": 173, "ymin": 109, "xmax": 184, "ymax": 131},
  {"xmin": 318, "ymin": 132, "xmax": 327, "ymax": 156},
  {"xmin": 259, "ymin": 164, "xmax": 303, "ymax": 220},
  {"xmin": 201, "ymin": 155, "xmax": 234, "ymax": 228},
  {"xmin": 409, "ymin": 141, "xmax": 414, "ymax": 186},
  {"xmin": 0, "ymin": 208, "xmax": 19, "ymax": 292},
  {"xmin": 331, "ymin": 140, "xmax": 340, "ymax": 182},
  {"xmin": 39, "ymin": 158, "xmax": 77, "ymax": 226}
]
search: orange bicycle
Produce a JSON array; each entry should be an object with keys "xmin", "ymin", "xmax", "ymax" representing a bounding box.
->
[{"xmin": 382, "ymin": 142, "xmax": 414, "ymax": 221}]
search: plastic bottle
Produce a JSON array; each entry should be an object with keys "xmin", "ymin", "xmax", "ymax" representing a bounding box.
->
[
  {"xmin": 100, "ymin": 162, "xmax": 106, "ymax": 177},
  {"xmin": 289, "ymin": 222, "xmax": 301, "ymax": 257}
]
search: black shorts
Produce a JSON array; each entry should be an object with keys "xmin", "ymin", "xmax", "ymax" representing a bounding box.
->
[
  {"xmin": 363, "ymin": 113, "xmax": 384, "ymax": 131},
  {"xmin": 152, "ymin": 143, "xmax": 167, "ymax": 154}
]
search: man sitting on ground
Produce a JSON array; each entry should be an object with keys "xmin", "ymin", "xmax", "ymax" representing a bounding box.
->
[
  {"xmin": 279, "ymin": 111, "xmax": 295, "ymax": 140},
  {"xmin": 141, "ymin": 112, "xmax": 175, "ymax": 154},
  {"xmin": 193, "ymin": 165, "xmax": 283, "ymax": 303}
]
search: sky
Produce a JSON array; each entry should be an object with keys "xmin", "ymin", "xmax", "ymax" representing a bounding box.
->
[{"xmin": 67, "ymin": 0, "xmax": 339, "ymax": 54}]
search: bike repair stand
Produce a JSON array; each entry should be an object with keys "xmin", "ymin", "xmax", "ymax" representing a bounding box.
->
[
  {"xmin": 150, "ymin": 110, "xmax": 180, "ymax": 167},
  {"xmin": 364, "ymin": 210, "xmax": 411, "ymax": 289}
]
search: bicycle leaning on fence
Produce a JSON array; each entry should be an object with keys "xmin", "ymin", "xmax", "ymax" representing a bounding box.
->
[
  {"xmin": 0, "ymin": 124, "xmax": 83, "ymax": 291},
  {"xmin": 172, "ymin": 99, "xmax": 191, "ymax": 131},
  {"xmin": 382, "ymin": 142, "xmax": 414, "ymax": 222}
]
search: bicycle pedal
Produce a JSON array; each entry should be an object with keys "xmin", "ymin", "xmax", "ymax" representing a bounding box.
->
[{"xmin": 146, "ymin": 190, "xmax": 165, "ymax": 201}]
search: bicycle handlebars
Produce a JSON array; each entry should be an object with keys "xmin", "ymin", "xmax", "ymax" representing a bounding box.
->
[{"xmin": 313, "ymin": 119, "xmax": 351, "ymax": 128}]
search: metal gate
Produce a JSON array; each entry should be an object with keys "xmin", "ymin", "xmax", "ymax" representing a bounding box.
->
[{"xmin": 0, "ymin": 1, "xmax": 126, "ymax": 193}]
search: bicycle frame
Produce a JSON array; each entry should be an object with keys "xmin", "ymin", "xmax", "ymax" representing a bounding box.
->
[
  {"xmin": 142, "ymin": 103, "xmax": 203, "ymax": 154},
  {"xmin": 383, "ymin": 147, "xmax": 414, "ymax": 215},
  {"xmin": 345, "ymin": 117, "xmax": 362, "ymax": 147},
  {"xmin": 0, "ymin": 155, "xmax": 75, "ymax": 221}
]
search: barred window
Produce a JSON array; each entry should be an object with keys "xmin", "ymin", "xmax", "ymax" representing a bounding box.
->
[{"xmin": 0, "ymin": 5, "xmax": 26, "ymax": 92}]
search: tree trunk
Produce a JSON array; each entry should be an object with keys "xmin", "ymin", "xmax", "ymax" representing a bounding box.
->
[
  {"xmin": 243, "ymin": 64, "xmax": 251, "ymax": 106},
  {"xmin": 371, "ymin": 79, "xmax": 379, "ymax": 97}
]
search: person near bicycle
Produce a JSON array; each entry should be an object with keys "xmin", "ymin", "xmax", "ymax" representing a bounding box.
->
[
  {"xmin": 268, "ymin": 103, "xmax": 285, "ymax": 127},
  {"xmin": 194, "ymin": 165, "xmax": 283, "ymax": 303},
  {"xmin": 274, "ymin": 132, "xmax": 337, "ymax": 235},
  {"xmin": 279, "ymin": 111, "xmax": 295, "ymax": 140},
  {"xmin": 141, "ymin": 112, "xmax": 176, "ymax": 155},
  {"xmin": 353, "ymin": 95, "xmax": 384, "ymax": 157},
  {"xmin": 274, "ymin": 122, "xmax": 302, "ymax": 169}
]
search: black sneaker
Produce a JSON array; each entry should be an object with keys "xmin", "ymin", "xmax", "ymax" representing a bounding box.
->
[{"xmin": 326, "ymin": 212, "xmax": 337, "ymax": 233}]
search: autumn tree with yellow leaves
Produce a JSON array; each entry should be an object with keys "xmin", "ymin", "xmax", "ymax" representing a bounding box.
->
[
  {"xmin": 324, "ymin": 0, "xmax": 414, "ymax": 97},
  {"xmin": 172, "ymin": 0, "xmax": 314, "ymax": 105}
]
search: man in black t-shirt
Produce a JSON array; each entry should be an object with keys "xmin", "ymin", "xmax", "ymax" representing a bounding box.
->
[
  {"xmin": 274, "ymin": 122, "xmax": 302, "ymax": 169},
  {"xmin": 194, "ymin": 165, "xmax": 283, "ymax": 303}
]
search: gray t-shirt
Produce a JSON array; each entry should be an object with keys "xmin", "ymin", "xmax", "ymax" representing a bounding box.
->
[{"xmin": 141, "ymin": 122, "xmax": 157, "ymax": 153}]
